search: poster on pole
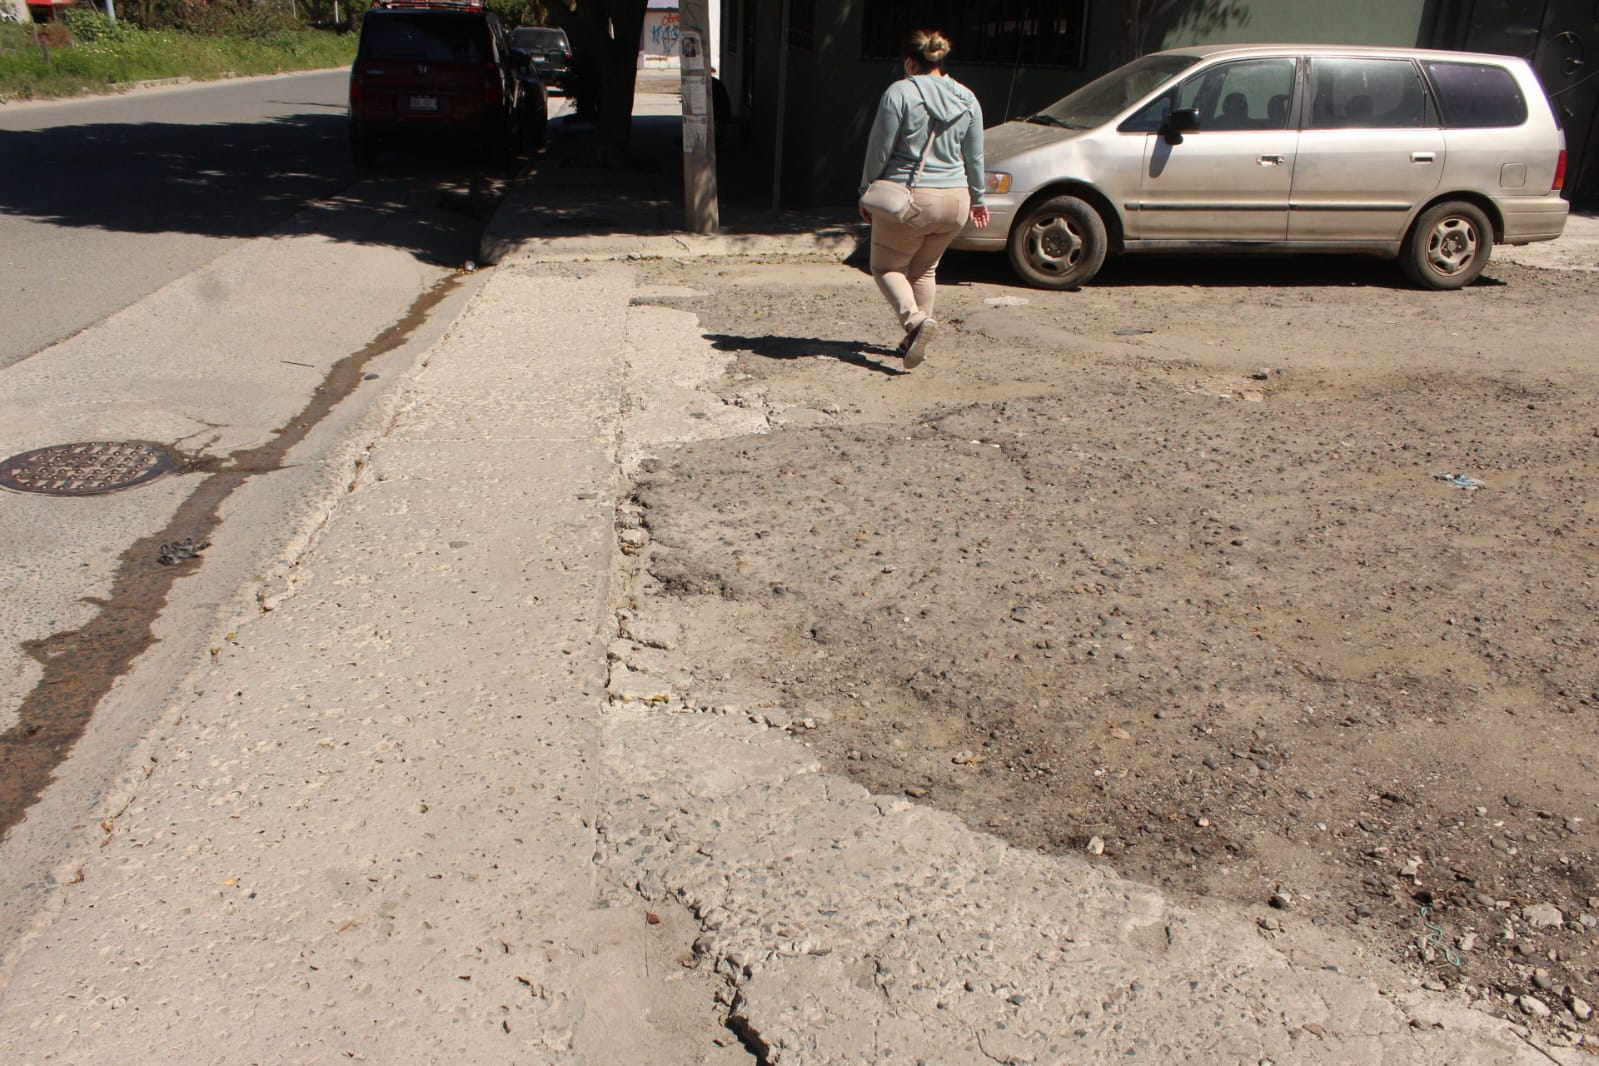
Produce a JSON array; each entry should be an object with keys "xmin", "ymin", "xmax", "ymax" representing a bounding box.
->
[
  {"xmin": 684, "ymin": 114, "xmax": 709, "ymax": 156},
  {"xmin": 682, "ymin": 77, "xmax": 707, "ymax": 117},
  {"xmin": 680, "ymin": 30, "xmax": 704, "ymax": 72}
]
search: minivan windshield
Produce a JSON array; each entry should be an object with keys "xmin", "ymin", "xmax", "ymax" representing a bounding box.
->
[{"xmin": 1028, "ymin": 53, "xmax": 1200, "ymax": 129}]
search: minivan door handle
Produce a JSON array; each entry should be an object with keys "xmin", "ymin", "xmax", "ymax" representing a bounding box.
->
[
  {"xmin": 1257, "ymin": 154, "xmax": 1285, "ymax": 167},
  {"xmin": 1411, "ymin": 152, "xmax": 1437, "ymax": 163}
]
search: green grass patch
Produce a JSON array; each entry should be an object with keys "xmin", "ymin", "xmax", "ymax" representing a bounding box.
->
[{"xmin": 0, "ymin": 21, "xmax": 355, "ymax": 101}]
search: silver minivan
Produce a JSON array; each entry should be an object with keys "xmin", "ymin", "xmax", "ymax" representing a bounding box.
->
[{"xmin": 953, "ymin": 45, "xmax": 1569, "ymax": 289}]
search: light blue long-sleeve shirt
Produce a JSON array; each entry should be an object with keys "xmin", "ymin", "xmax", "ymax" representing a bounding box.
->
[{"xmin": 859, "ymin": 74, "xmax": 985, "ymax": 203}]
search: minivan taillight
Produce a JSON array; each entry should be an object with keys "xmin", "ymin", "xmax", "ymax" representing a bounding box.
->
[
  {"xmin": 484, "ymin": 61, "xmax": 500, "ymax": 106},
  {"xmin": 1553, "ymin": 149, "xmax": 1567, "ymax": 191},
  {"xmin": 349, "ymin": 71, "xmax": 364, "ymax": 107}
]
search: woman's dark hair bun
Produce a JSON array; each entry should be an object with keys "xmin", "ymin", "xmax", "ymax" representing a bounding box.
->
[{"xmin": 905, "ymin": 29, "xmax": 951, "ymax": 66}]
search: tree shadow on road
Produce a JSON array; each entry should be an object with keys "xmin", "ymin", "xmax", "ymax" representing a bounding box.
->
[{"xmin": 0, "ymin": 112, "xmax": 505, "ymax": 267}]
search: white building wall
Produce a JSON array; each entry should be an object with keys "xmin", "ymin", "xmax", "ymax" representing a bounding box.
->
[{"xmin": 639, "ymin": 9, "xmax": 682, "ymax": 68}]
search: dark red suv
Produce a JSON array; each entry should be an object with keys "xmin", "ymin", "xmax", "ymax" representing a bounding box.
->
[{"xmin": 348, "ymin": 0, "xmax": 540, "ymax": 166}]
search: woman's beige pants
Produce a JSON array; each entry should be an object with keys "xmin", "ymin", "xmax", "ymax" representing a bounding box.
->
[{"xmin": 869, "ymin": 186, "xmax": 971, "ymax": 334}]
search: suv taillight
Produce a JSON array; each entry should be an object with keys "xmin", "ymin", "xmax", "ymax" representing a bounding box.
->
[
  {"xmin": 483, "ymin": 61, "xmax": 500, "ymax": 106},
  {"xmin": 1553, "ymin": 149, "xmax": 1566, "ymax": 192},
  {"xmin": 349, "ymin": 71, "xmax": 364, "ymax": 107}
]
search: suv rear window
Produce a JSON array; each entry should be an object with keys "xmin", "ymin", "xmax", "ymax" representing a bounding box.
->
[
  {"xmin": 1424, "ymin": 62, "xmax": 1528, "ymax": 128},
  {"xmin": 361, "ymin": 13, "xmax": 492, "ymax": 64},
  {"xmin": 511, "ymin": 28, "xmax": 567, "ymax": 50}
]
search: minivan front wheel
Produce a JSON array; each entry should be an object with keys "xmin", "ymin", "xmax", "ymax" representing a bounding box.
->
[
  {"xmin": 1402, "ymin": 201, "xmax": 1493, "ymax": 290},
  {"xmin": 1007, "ymin": 195, "xmax": 1108, "ymax": 290}
]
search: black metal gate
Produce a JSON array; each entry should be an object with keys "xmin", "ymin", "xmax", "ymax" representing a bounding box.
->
[{"xmin": 1425, "ymin": 0, "xmax": 1599, "ymax": 205}]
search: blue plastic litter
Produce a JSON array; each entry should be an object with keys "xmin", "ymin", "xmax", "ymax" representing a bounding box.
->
[{"xmin": 1434, "ymin": 472, "xmax": 1485, "ymax": 490}]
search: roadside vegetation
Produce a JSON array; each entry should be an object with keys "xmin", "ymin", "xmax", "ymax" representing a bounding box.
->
[{"xmin": 0, "ymin": 2, "xmax": 357, "ymax": 102}]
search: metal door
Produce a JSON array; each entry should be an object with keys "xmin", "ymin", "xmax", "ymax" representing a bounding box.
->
[
  {"xmin": 1434, "ymin": 0, "xmax": 1599, "ymax": 204},
  {"xmin": 1531, "ymin": 1, "xmax": 1599, "ymax": 202}
]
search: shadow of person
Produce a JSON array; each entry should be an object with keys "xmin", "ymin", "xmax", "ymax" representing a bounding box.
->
[{"xmin": 704, "ymin": 333, "xmax": 905, "ymax": 375}]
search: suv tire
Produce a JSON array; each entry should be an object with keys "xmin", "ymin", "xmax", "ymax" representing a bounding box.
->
[
  {"xmin": 1007, "ymin": 195, "xmax": 1109, "ymax": 290},
  {"xmin": 350, "ymin": 128, "xmax": 378, "ymax": 167},
  {"xmin": 1402, "ymin": 201, "xmax": 1493, "ymax": 290}
]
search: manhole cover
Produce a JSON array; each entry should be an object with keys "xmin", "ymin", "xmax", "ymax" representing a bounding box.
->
[{"xmin": 0, "ymin": 441, "xmax": 180, "ymax": 496}]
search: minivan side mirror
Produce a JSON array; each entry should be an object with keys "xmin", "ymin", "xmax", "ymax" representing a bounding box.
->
[{"xmin": 1162, "ymin": 108, "xmax": 1201, "ymax": 145}]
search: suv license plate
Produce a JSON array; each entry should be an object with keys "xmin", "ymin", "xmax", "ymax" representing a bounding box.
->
[{"xmin": 409, "ymin": 95, "xmax": 438, "ymax": 112}]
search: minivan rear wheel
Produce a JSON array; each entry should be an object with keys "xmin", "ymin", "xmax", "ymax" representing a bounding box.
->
[
  {"xmin": 1402, "ymin": 201, "xmax": 1493, "ymax": 290},
  {"xmin": 1006, "ymin": 195, "xmax": 1108, "ymax": 290}
]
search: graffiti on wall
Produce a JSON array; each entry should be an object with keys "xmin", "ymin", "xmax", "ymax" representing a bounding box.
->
[{"xmin": 645, "ymin": 12, "xmax": 682, "ymax": 57}]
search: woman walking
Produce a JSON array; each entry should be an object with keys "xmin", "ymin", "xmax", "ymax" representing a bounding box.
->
[{"xmin": 859, "ymin": 29, "xmax": 988, "ymax": 369}]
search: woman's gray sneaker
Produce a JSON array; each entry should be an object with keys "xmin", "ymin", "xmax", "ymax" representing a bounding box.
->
[{"xmin": 904, "ymin": 318, "xmax": 937, "ymax": 369}]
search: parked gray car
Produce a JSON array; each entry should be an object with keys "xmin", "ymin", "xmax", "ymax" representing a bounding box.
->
[{"xmin": 954, "ymin": 44, "xmax": 1569, "ymax": 290}]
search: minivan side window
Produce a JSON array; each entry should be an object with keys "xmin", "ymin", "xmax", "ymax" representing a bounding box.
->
[
  {"xmin": 1424, "ymin": 62, "xmax": 1528, "ymax": 128},
  {"xmin": 1123, "ymin": 58, "xmax": 1296, "ymax": 132},
  {"xmin": 1307, "ymin": 58, "xmax": 1435, "ymax": 129}
]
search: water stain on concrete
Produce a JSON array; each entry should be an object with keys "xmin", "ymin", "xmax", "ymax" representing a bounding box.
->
[{"xmin": 0, "ymin": 273, "xmax": 463, "ymax": 843}]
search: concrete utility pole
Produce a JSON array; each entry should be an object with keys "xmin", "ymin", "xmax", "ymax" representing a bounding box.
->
[{"xmin": 678, "ymin": 0, "xmax": 718, "ymax": 233}]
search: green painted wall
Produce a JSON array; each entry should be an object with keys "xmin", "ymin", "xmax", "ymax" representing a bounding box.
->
[
  {"xmin": 1147, "ymin": 0, "xmax": 1430, "ymax": 51},
  {"xmin": 740, "ymin": 0, "xmax": 1432, "ymax": 207}
]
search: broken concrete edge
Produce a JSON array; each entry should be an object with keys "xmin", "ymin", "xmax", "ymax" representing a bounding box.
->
[
  {"xmin": 590, "ymin": 263, "xmax": 1599, "ymax": 1064},
  {"xmin": 479, "ymin": 226, "xmax": 868, "ymax": 269}
]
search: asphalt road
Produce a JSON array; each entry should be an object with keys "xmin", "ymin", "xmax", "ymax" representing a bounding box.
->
[
  {"xmin": 0, "ymin": 70, "xmax": 540, "ymax": 963},
  {"xmin": 0, "ymin": 70, "xmax": 363, "ymax": 371}
]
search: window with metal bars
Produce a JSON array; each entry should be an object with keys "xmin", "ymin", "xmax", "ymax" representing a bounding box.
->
[
  {"xmin": 788, "ymin": 0, "xmax": 815, "ymax": 50},
  {"xmin": 860, "ymin": 0, "xmax": 1088, "ymax": 69}
]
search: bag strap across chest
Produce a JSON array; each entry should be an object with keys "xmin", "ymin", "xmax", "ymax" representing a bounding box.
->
[{"xmin": 896, "ymin": 78, "xmax": 962, "ymax": 189}]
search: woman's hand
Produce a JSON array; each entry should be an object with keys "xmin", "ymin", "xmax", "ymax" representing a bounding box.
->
[{"xmin": 970, "ymin": 205, "xmax": 991, "ymax": 229}]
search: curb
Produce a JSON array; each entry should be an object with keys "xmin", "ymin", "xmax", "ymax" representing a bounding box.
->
[
  {"xmin": 126, "ymin": 76, "xmax": 194, "ymax": 92},
  {"xmin": 481, "ymin": 225, "xmax": 866, "ymax": 268}
]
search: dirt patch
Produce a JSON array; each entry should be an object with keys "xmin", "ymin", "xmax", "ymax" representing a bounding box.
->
[{"xmin": 623, "ymin": 251, "xmax": 1599, "ymax": 1040}]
